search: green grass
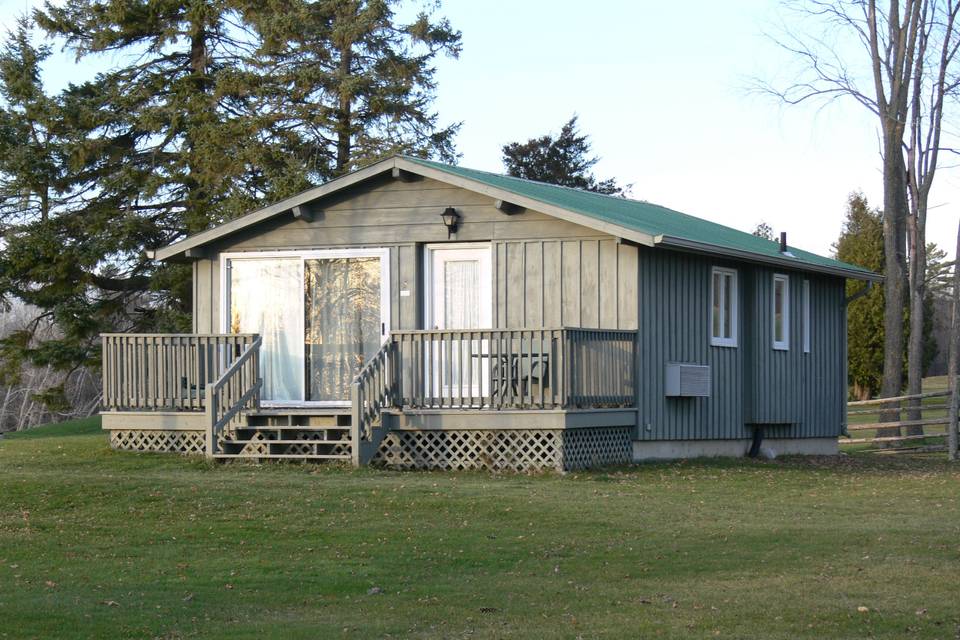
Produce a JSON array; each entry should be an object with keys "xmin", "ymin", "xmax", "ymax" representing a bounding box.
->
[
  {"xmin": 2, "ymin": 421, "xmax": 959, "ymax": 639},
  {"xmin": 3, "ymin": 416, "xmax": 102, "ymax": 440}
]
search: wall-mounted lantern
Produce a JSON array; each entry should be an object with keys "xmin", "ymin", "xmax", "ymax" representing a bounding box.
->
[{"xmin": 440, "ymin": 207, "xmax": 460, "ymax": 238}]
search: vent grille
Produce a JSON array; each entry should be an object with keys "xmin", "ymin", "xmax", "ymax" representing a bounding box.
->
[{"xmin": 665, "ymin": 363, "xmax": 711, "ymax": 397}]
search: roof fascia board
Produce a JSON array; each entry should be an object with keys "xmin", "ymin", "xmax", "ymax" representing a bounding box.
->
[
  {"xmin": 656, "ymin": 235, "xmax": 883, "ymax": 282},
  {"xmin": 154, "ymin": 157, "xmax": 399, "ymax": 261},
  {"xmin": 394, "ymin": 158, "xmax": 656, "ymax": 247}
]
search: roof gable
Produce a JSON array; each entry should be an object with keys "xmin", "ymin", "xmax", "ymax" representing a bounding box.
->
[{"xmin": 153, "ymin": 155, "xmax": 879, "ymax": 281}]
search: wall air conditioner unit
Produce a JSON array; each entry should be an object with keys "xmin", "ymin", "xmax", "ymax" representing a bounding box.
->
[{"xmin": 665, "ymin": 363, "xmax": 711, "ymax": 398}]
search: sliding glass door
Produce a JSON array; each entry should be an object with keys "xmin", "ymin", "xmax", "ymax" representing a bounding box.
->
[
  {"xmin": 225, "ymin": 249, "xmax": 389, "ymax": 405},
  {"xmin": 229, "ymin": 258, "xmax": 304, "ymax": 402},
  {"xmin": 305, "ymin": 257, "xmax": 384, "ymax": 403}
]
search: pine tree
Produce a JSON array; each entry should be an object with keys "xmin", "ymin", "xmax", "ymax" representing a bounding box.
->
[
  {"xmin": 834, "ymin": 193, "xmax": 886, "ymax": 399},
  {"xmin": 501, "ymin": 115, "xmax": 629, "ymax": 196},
  {"xmin": 261, "ymin": 0, "xmax": 462, "ymax": 174},
  {"xmin": 752, "ymin": 222, "xmax": 774, "ymax": 240},
  {"xmin": 0, "ymin": 1, "xmax": 462, "ymax": 410}
]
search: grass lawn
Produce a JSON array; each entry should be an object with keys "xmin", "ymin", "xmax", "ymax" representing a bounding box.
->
[{"xmin": 1, "ymin": 420, "xmax": 959, "ymax": 639}]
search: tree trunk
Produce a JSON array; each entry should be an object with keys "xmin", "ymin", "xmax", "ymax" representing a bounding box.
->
[
  {"xmin": 183, "ymin": 22, "xmax": 210, "ymax": 233},
  {"xmin": 905, "ymin": 193, "xmax": 927, "ymax": 433},
  {"xmin": 877, "ymin": 138, "xmax": 909, "ymax": 439},
  {"xmin": 335, "ymin": 43, "xmax": 353, "ymax": 174},
  {"xmin": 948, "ymin": 220, "xmax": 960, "ymax": 461}
]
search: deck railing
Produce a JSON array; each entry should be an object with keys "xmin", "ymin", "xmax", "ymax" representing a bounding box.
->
[
  {"xmin": 350, "ymin": 340, "xmax": 398, "ymax": 465},
  {"xmin": 389, "ymin": 327, "xmax": 636, "ymax": 410},
  {"xmin": 206, "ymin": 336, "xmax": 262, "ymax": 456},
  {"xmin": 101, "ymin": 334, "xmax": 260, "ymax": 412}
]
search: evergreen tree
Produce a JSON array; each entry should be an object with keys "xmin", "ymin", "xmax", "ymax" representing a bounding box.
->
[
  {"xmin": 834, "ymin": 193, "xmax": 886, "ymax": 399},
  {"xmin": 752, "ymin": 222, "xmax": 774, "ymax": 240},
  {"xmin": 833, "ymin": 192, "xmax": 940, "ymax": 398},
  {"xmin": 261, "ymin": 0, "xmax": 462, "ymax": 174},
  {"xmin": 501, "ymin": 115, "xmax": 629, "ymax": 196},
  {"xmin": 0, "ymin": 1, "xmax": 461, "ymax": 409}
]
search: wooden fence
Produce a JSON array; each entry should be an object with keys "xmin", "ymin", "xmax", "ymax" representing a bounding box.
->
[{"xmin": 842, "ymin": 390, "xmax": 957, "ymax": 450}]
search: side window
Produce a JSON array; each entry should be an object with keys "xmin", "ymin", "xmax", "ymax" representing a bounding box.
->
[
  {"xmin": 710, "ymin": 267, "xmax": 737, "ymax": 347},
  {"xmin": 802, "ymin": 279, "xmax": 811, "ymax": 353},
  {"xmin": 773, "ymin": 274, "xmax": 789, "ymax": 350}
]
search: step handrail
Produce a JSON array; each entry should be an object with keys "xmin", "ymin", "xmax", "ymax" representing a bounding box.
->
[
  {"xmin": 205, "ymin": 336, "xmax": 263, "ymax": 457},
  {"xmin": 350, "ymin": 339, "xmax": 398, "ymax": 466}
]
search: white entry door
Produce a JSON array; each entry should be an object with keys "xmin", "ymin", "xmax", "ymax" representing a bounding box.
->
[
  {"xmin": 427, "ymin": 245, "xmax": 492, "ymax": 330},
  {"xmin": 426, "ymin": 245, "xmax": 492, "ymax": 400}
]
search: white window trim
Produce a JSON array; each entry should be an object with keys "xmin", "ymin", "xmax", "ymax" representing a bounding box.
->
[
  {"xmin": 423, "ymin": 243, "xmax": 493, "ymax": 330},
  {"xmin": 710, "ymin": 266, "xmax": 738, "ymax": 348},
  {"xmin": 802, "ymin": 279, "xmax": 811, "ymax": 353},
  {"xmin": 219, "ymin": 247, "xmax": 392, "ymax": 407},
  {"xmin": 773, "ymin": 273, "xmax": 790, "ymax": 351}
]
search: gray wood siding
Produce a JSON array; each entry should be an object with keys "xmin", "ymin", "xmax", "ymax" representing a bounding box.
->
[
  {"xmin": 493, "ymin": 239, "xmax": 638, "ymax": 329},
  {"xmin": 636, "ymin": 248, "xmax": 846, "ymax": 441},
  {"xmin": 745, "ymin": 267, "xmax": 847, "ymax": 437},
  {"xmin": 185, "ymin": 172, "xmax": 848, "ymax": 443},
  {"xmin": 192, "ymin": 175, "xmax": 614, "ymax": 333},
  {"xmin": 213, "ymin": 175, "xmax": 603, "ymax": 248},
  {"xmin": 193, "ymin": 257, "xmax": 220, "ymax": 333}
]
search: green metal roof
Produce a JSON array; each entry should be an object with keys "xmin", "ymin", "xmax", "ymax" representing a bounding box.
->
[{"xmin": 404, "ymin": 156, "xmax": 878, "ymax": 280}]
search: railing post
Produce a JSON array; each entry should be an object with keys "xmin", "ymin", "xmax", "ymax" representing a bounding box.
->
[
  {"xmin": 350, "ymin": 380, "xmax": 362, "ymax": 468},
  {"xmin": 205, "ymin": 382, "xmax": 216, "ymax": 458}
]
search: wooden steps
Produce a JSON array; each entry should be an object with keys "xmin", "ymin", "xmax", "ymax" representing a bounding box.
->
[{"xmin": 215, "ymin": 411, "xmax": 353, "ymax": 462}]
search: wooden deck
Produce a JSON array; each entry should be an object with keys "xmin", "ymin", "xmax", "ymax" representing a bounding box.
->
[{"xmin": 100, "ymin": 328, "xmax": 638, "ymax": 470}]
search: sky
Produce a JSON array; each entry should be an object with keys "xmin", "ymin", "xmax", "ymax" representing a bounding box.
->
[{"xmin": 0, "ymin": 0, "xmax": 957, "ymax": 260}]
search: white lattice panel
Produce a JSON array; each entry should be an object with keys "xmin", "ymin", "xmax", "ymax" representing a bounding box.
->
[
  {"xmin": 560, "ymin": 427, "xmax": 632, "ymax": 471},
  {"xmin": 110, "ymin": 429, "xmax": 205, "ymax": 455},
  {"xmin": 374, "ymin": 429, "xmax": 563, "ymax": 471}
]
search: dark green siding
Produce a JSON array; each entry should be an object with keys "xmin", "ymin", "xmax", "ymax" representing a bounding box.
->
[{"xmin": 636, "ymin": 247, "xmax": 847, "ymax": 441}]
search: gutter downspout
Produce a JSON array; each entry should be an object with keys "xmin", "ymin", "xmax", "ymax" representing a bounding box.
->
[{"xmin": 844, "ymin": 280, "xmax": 873, "ymax": 306}]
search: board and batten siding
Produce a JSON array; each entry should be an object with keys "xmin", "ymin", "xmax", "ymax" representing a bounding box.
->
[
  {"xmin": 191, "ymin": 174, "xmax": 626, "ymax": 333},
  {"xmin": 636, "ymin": 247, "xmax": 847, "ymax": 442},
  {"xmin": 493, "ymin": 239, "xmax": 638, "ymax": 329},
  {"xmin": 743, "ymin": 267, "xmax": 847, "ymax": 438}
]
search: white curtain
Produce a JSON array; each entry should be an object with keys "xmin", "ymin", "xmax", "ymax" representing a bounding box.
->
[
  {"xmin": 229, "ymin": 259, "xmax": 304, "ymax": 402},
  {"xmin": 443, "ymin": 260, "xmax": 480, "ymax": 328}
]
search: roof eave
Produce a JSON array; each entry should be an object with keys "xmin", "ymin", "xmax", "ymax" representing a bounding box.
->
[
  {"xmin": 655, "ymin": 235, "xmax": 883, "ymax": 282},
  {"xmin": 392, "ymin": 157, "xmax": 657, "ymax": 247}
]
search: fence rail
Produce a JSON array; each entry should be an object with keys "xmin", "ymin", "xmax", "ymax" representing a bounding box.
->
[
  {"xmin": 842, "ymin": 391, "xmax": 955, "ymax": 447},
  {"xmin": 101, "ymin": 334, "xmax": 260, "ymax": 412}
]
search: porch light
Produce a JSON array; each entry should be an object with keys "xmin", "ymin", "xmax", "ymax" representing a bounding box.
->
[{"xmin": 440, "ymin": 207, "xmax": 460, "ymax": 238}]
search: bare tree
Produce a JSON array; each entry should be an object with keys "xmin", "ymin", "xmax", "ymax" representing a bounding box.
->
[
  {"xmin": 0, "ymin": 301, "xmax": 100, "ymax": 433},
  {"xmin": 760, "ymin": 0, "xmax": 960, "ymax": 439},
  {"xmin": 904, "ymin": 2, "xmax": 960, "ymax": 429},
  {"xmin": 948, "ymin": 220, "xmax": 960, "ymax": 460}
]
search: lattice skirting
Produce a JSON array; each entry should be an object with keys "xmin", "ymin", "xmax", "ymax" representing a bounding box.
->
[
  {"xmin": 109, "ymin": 429, "xmax": 205, "ymax": 455},
  {"xmin": 373, "ymin": 427, "xmax": 632, "ymax": 472},
  {"xmin": 561, "ymin": 426, "xmax": 633, "ymax": 471}
]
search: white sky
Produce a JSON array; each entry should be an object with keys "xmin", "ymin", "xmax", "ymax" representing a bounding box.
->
[{"xmin": 1, "ymin": 0, "xmax": 957, "ymax": 260}]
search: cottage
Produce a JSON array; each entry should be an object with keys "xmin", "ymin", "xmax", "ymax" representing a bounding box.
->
[{"xmin": 100, "ymin": 155, "xmax": 879, "ymax": 470}]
